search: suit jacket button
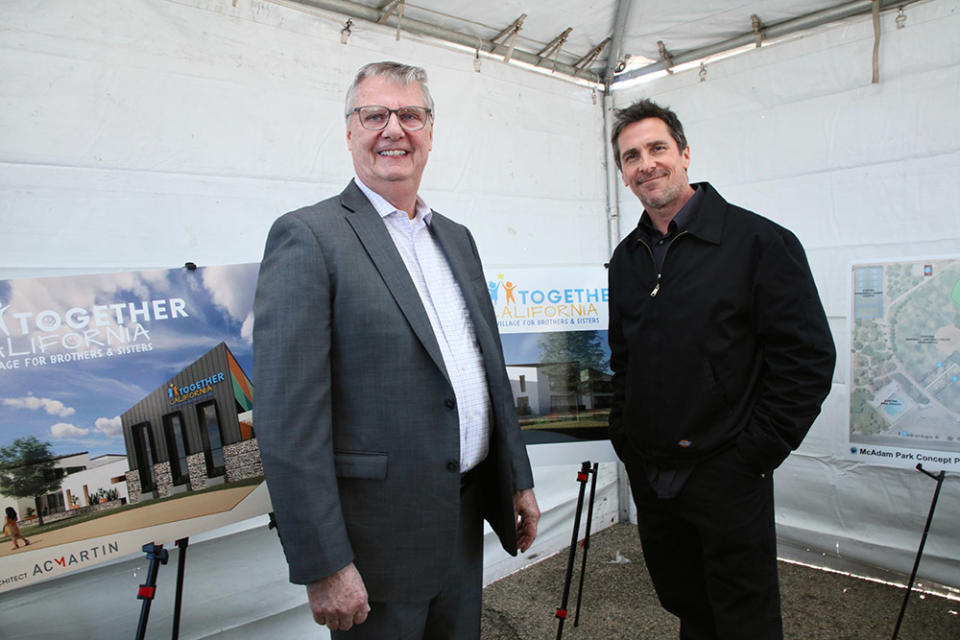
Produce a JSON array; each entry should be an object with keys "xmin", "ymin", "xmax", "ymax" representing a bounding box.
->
[
  {"xmin": 446, "ymin": 460, "xmax": 458, "ymax": 472},
  {"xmin": 445, "ymin": 399, "xmax": 456, "ymax": 409}
]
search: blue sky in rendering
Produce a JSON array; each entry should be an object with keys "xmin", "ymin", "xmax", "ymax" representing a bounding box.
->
[{"xmin": 0, "ymin": 264, "xmax": 258, "ymax": 459}]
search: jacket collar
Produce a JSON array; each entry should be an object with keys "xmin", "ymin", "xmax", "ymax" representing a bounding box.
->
[
  {"xmin": 338, "ymin": 178, "xmax": 378, "ymax": 215},
  {"xmin": 351, "ymin": 175, "xmax": 433, "ymax": 223},
  {"xmin": 684, "ymin": 182, "xmax": 725, "ymax": 245},
  {"xmin": 627, "ymin": 181, "xmax": 726, "ymax": 250}
]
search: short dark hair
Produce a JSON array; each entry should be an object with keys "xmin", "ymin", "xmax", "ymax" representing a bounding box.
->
[{"xmin": 610, "ymin": 99, "xmax": 687, "ymax": 171}]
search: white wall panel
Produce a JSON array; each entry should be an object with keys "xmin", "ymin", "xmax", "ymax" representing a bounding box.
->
[{"xmin": 0, "ymin": 0, "xmax": 608, "ymax": 280}]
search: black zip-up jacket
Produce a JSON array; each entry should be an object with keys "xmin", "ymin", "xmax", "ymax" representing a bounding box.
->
[{"xmin": 608, "ymin": 182, "xmax": 836, "ymax": 473}]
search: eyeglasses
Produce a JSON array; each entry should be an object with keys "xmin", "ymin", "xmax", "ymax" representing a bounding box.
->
[{"xmin": 349, "ymin": 105, "xmax": 433, "ymax": 131}]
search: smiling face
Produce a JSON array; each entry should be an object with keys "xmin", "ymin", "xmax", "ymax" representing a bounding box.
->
[
  {"xmin": 617, "ymin": 117, "xmax": 692, "ymax": 217},
  {"xmin": 346, "ymin": 75, "xmax": 433, "ymax": 205}
]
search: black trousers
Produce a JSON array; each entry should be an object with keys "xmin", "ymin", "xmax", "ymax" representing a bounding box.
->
[
  {"xmin": 624, "ymin": 446, "xmax": 783, "ymax": 640},
  {"xmin": 332, "ymin": 471, "xmax": 484, "ymax": 640}
]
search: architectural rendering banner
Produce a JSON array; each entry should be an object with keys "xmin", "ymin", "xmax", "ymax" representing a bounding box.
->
[
  {"xmin": 848, "ymin": 257, "xmax": 960, "ymax": 471},
  {"xmin": 485, "ymin": 265, "xmax": 613, "ymax": 449},
  {"xmin": 0, "ymin": 263, "xmax": 263, "ymax": 593},
  {"xmin": 0, "ymin": 262, "xmax": 613, "ymax": 592}
]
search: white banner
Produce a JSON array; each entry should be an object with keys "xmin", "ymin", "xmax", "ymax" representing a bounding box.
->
[{"xmin": 484, "ymin": 266, "xmax": 609, "ymax": 334}]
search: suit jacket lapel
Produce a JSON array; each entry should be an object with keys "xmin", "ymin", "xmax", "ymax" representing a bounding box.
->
[
  {"xmin": 430, "ymin": 214, "xmax": 500, "ymax": 358},
  {"xmin": 339, "ymin": 181, "xmax": 450, "ymax": 382}
]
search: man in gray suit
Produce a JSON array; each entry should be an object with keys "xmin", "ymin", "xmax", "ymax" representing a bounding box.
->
[{"xmin": 253, "ymin": 61, "xmax": 540, "ymax": 639}]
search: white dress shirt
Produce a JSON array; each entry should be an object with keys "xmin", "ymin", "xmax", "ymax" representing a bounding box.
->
[{"xmin": 354, "ymin": 177, "xmax": 491, "ymax": 472}]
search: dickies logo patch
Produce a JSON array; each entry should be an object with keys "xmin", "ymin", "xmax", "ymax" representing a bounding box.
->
[{"xmin": 678, "ymin": 440, "xmax": 692, "ymax": 448}]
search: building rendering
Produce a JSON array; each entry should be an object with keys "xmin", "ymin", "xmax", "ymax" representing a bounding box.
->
[
  {"xmin": 0, "ymin": 452, "xmax": 129, "ymax": 524},
  {"xmin": 506, "ymin": 362, "xmax": 613, "ymax": 416},
  {"xmin": 120, "ymin": 342, "xmax": 258, "ymax": 503}
]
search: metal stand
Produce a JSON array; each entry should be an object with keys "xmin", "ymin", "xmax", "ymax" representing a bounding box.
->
[
  {"xmin": 135, "ymin": 542, "xmax": 169, "ymax": 640},
  {"xmin": 555, "ymin": 461, "xmax": 599, "ymax": 639},
  {"xmin": 133, "ymin": 538, "xmax": 191, "ymax": 640},
  {"xmin": 890, "ymin": 463, "xmax": 947, "ymax": 640},
  {"xmin": 171, "ymin": 538, "xmax": 189, "ymax": 640},
  {"xmin": 574, "ymin": 462, "xmax": 599, "ymax": 626}
]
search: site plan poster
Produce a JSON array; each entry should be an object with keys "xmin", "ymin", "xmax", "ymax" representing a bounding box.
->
[
  {"xmin": 0, "ymin": 264, "xmax": 264, "ymax": 593},
  {"xmin": 849, "ymin": 257, "xmax": 960, "ymax": 471}
]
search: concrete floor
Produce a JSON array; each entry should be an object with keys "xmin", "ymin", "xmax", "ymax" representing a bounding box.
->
[{"xmin": 481, "ymin": 523, "xmax": 960, "ymax": 640}]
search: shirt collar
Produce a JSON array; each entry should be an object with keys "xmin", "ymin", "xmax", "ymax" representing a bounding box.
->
[
  {"xmin": 637, "ymin": 183, "xmax": 703, "ymax": 237},
  {"xmin": 354, "ymin": 175, "xmax": 432, "ymax": 224}
]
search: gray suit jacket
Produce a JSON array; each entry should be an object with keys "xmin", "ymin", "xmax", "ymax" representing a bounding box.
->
[{"xmin": 253, "ymin": 180, "xmax": 534, "ymax": 601}]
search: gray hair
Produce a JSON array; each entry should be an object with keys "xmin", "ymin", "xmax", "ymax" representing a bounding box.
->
[{"xmin": 344, "ymin": 61, "xmax": 435, "ymax": 117}]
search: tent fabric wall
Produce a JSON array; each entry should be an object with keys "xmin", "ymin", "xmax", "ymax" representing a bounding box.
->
[
  {"xmin": 613, "ymin": 0, "xmax": 960, "ymax": 590},
  {"xmin": 0, "ymin": 0, "xmax": 609, "ymax": 280}
]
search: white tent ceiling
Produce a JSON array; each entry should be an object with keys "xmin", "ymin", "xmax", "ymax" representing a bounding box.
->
[{"xmin": 288, "ymin": 0, "xmax": 925, "ymax": 85}]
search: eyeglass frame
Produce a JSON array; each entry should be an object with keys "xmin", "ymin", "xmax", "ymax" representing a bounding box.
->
[{"xmin": 347, "ymin": 105, "xmax": 434, "ymax": 131}]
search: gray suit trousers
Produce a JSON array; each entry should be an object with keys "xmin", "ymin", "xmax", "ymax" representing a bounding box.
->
[{"xmin": 331, "ymin": 472, "xmax": 484, "ymax": 640}]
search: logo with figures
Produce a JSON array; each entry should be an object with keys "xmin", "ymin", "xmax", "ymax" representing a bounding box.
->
[
  {"xmin": 487, "ymin": 274, "xmax": 518, "ymax": 307},
  {"xmin": 167, "ymin": 371, "xmax": 226, "ymax": 406},
  {"xmin": 488, "ymin": 273, "xmax": 606, "ymax": 330}
]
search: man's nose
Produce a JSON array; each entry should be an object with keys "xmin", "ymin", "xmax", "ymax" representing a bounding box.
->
[
  {"xmin": 639, "ymin": 153, "xmax": 656, "ymax": 174},
  {"xmin": 381, "ymin": 111, "xmax": 405, "ymax": 136}
]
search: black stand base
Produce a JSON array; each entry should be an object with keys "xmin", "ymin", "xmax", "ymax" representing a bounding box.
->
[
  {"xmin": 555, "ymin": 461, "xmax": 599, "ymax": 640},
  {"xmin": 891, "ymin": 463, "xmax": 948, "ymax": 640},
  {"xmin": 133, "ymin": 537, "xmax": 190, "ymax": 640},
  {"xmin": 135, "ymin": 542, "xmax": 169, "ymax": 640},
  {"xmin": 171, "ymin": 538, "xmax": 189, "ymax": 640}
]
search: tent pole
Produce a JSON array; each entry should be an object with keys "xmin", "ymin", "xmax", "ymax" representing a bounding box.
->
[{"xmin": 602, "ymin": 92, "xmax": 621, "ymax": 257}]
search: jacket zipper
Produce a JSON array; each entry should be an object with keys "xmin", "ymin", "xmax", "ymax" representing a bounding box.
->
[{"xmin": 639, "ymin": 230, "xmax": 688, "ymax": 297}]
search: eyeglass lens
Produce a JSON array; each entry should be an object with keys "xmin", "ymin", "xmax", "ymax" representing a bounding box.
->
[{"xmin": 357, "ymin": 106, "xmax": 430, "ymax": 131}]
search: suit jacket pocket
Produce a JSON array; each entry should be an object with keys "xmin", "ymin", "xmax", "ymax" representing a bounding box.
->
[{"xmin": 334, "ymin": 451, "xmax": 388, "ymax": 479}]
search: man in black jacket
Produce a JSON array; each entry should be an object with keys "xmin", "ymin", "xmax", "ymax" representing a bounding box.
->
[{"xmin": 607, "ymin": 99, "xmax": 836, "ymax": 640}]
